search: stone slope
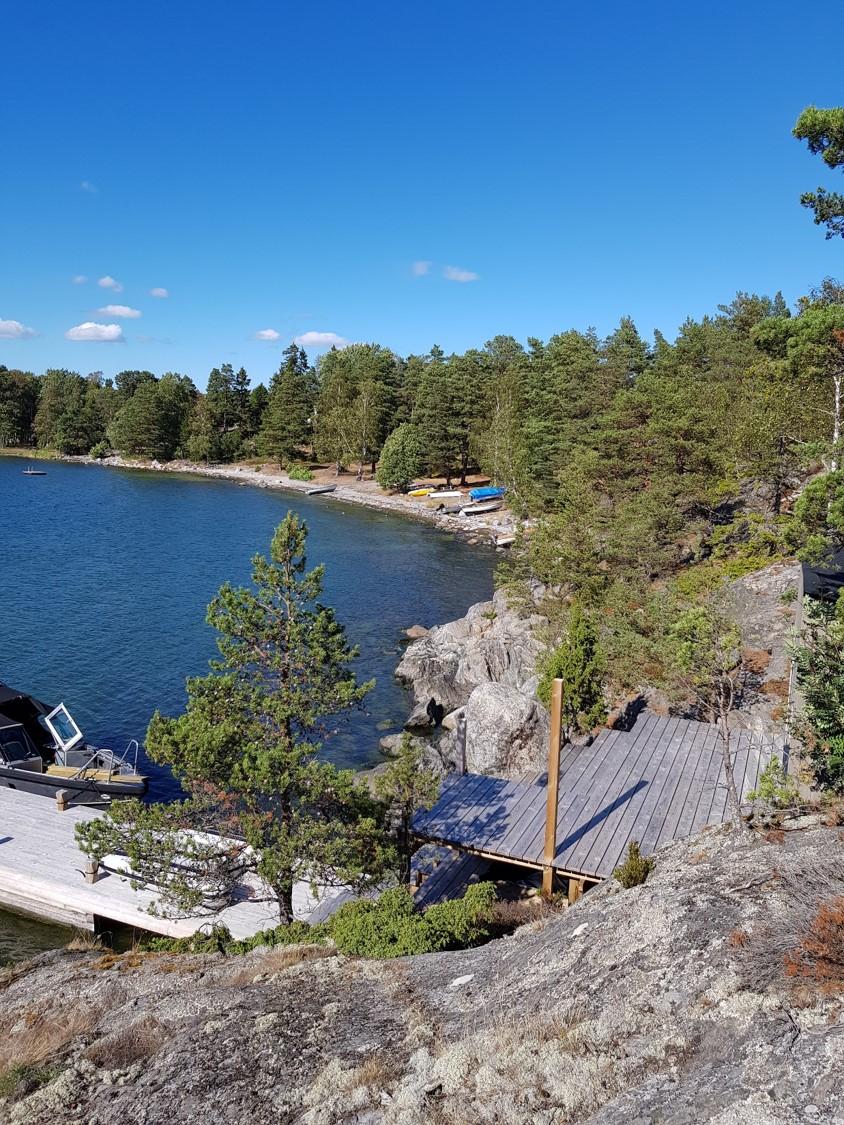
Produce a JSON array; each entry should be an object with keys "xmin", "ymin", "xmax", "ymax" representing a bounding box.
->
[{"xmin": 3, "ymin": 820, "xmax": 844, "ymax": 1124}]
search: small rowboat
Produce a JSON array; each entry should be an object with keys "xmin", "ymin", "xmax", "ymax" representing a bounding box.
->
[
  {"xmin": 306, "ymin": 484, "xmax": 337, "ymax": 495},
  {"xmin": 423, "ymin": 490, "xmax": 463, "ymax": 509},
  {"xmin": 408, "ymin": 487, "xmax": 434, "ymax": 497},
  {"xmin": 460, "ymin": 500, "xmax": 503, "ymax": 516}
]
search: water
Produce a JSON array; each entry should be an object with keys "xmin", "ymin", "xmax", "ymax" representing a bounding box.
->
[{"xmin": 0, "ymin": 455, "xmax": 496, "ymax": 956}]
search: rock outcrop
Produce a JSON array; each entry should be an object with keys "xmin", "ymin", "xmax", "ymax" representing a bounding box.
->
[
  {"xmin": 3, "ymin": 821, "xmax": 844, "ymax": 1123},
  {"xmin": 463, "ymin": 682, "xmax": 550, "ymax": 776},
  {"xmin": 395, "ymin": 589, "xmax": 549, "ymax": 778}
]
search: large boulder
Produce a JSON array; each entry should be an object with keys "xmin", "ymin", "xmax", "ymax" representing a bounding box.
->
[
  {"xmin": 396, "ymin": 589, "xmax": 545, "ymax": 722},
  {"xmin": 464, "ymin": 682, "xmax": 550, "ymax": 776}
]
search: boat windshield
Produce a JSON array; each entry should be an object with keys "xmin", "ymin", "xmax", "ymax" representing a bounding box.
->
[{"xmin": 44, "ymin": 703, "xmax": 84, "ymax": 751}]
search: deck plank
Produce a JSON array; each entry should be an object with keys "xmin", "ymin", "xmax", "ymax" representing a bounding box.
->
[{"xmin": 575, "ymin": 716, "xmax": 679, "ymax": 878}]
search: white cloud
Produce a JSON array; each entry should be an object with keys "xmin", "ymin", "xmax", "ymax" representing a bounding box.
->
[
  {"xmin": 97, "ymin": 275, "xmax": 123, "ymax": 293},
  {"xmin": 149, "ymin": 287, "xmax": 169, "ymax": 298},
  {"xmin": 294, "ymin": 331, "xmax": 348, "ymax": 349},
  {"xmin": 255, "ymin": 328, "xmax": 281, "ymax": 341},
  {"xmin": 0, "ymin": 318, "xmax": 36, "ymax": 340},
  {"xmin": 65, "ymin": 322, "xmax": 125, "ymax": 343},
  {"xmin": 412, "ymin": 260, "xmax": 432, "ymax": 276},
  {"xmin": 443, "ymin": 265, "xmax": 479, "ymax": 283},
  {"xmin": 97, "ymin": 304, "xmax": 142, "ymax": 319},
  {"xmin": 72, "ymin": 274, "xmax": 88, "ymax": 285},
  {"xmin": 80, "ymin": 180, "xmax": 98, "ymax": 193}
]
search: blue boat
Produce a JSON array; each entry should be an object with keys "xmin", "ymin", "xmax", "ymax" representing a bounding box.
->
[{"xmin": 469, "ymin": 485, "xmax": 506, "ymax": 502}]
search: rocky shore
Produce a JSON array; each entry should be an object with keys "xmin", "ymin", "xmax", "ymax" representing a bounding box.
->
[
  {"xmin": 2, "ymin": 820, "xmax": 842, "ymax": 1123},
  {"xmin": 72, "ymin": 454, "xmax": 519, "ymax": 546},
  {"xmin": 392, "ymin": 588, "xmax": 551, "ymax": 779}
]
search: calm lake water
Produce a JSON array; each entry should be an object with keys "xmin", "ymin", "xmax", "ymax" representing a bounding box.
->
[{"xmin": 0, "ymin": 455, "xmax": 496, "ymax": 958}]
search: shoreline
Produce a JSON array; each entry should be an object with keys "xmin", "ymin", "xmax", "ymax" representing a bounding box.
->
[{"xmin": 5, "ymin": 448, "xmax": 517, "ymax": 547}]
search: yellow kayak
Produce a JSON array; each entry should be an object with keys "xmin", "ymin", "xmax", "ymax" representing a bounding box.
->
[{"xmin": 408, "ymin": 487, "xmax": 434, "ymax": 497}]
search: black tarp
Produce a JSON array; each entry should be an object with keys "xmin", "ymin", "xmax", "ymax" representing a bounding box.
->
[{"xmin": 802, "ymin": 546, "xmax": 844, "ymax": 602}]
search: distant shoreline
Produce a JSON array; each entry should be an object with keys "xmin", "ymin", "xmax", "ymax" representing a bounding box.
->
[{"xmin": 2, "ymin": 448, "xmax": 516, "ymax": 547}]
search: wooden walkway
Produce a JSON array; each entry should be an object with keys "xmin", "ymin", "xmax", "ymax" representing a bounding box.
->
[
  {"xmin": 0, "ymin": 788, "xmax": 352, "ymax": 939},
  {"xmin": 413, "ymin": 714, "xmax": 785, "ymax": 882}
]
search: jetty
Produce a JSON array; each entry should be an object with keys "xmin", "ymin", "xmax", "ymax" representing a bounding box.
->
[
  {"xmin": 0, "ymin": 788, "xmax": 350, "ymax": 939},
  {"xmin": 413, "ymin": 706, "xmax": 786, "ymax": 901}
]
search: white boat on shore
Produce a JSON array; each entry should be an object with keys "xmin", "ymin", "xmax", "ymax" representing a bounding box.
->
[
  {"xmin": 460, "ymin": 500, "xmax": 503, "ymax": 516},
  {"xmin": 306, "ymin": 484, "xmax": 337, "ymax": 495}
]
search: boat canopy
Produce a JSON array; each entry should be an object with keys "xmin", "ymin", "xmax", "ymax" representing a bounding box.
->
[
  {"xmin": 469, "ymin": 485, "xmax": 506, "ymax": 502},
  {"xmin": 0, "ymin": 683, "xmax": 50, "ymax": 725},
  {"xmin": 803, "ymin": 547, "xmax": 844, "ymax": 603}
]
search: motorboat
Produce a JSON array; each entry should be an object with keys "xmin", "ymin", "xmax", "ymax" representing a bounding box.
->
[
  {"xmin": 21, "ymin": 466, "xmax": 47, "ymax": 476},
  {"xmin": 0, "ymin": 681, "xmax": 147, "ymax": 805}
]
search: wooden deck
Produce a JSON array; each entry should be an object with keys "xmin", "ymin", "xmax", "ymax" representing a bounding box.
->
[
  {"xmin": 0, "ymin": 787, "xmax": 352, "ymax": 939},
  {"xmin": 413, "ymin": 714, "xmax": 785, "ymax": 882}
]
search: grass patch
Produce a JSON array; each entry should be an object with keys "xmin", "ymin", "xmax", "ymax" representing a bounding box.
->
[{"xmin": 0, "ymin": 1063, "xmax": 62, "ymax": 1100}]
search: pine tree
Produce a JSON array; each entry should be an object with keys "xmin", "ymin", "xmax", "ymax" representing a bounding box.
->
[
  {"xmin": 259, "ymin": 350, "xmax": 313, "ymax": 466},
  {"xmin": 538, "ymin": 603, "xmax": 607, "ymax": 740},
  {"xmin": 76, "ymin": 515, "xmax": 387, "ymax": 923}
]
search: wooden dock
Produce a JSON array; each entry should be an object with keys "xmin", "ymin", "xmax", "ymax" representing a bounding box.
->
[
  {"xmin": 0, "ymin": 788, "xmax": 350, "ymax": 939},
  {"xmin": 413, "ymin": 714, "xmax": 785, "ymax": 888}
]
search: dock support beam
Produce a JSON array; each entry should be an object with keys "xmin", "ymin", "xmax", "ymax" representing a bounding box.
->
[
  {"xmin": 567, "ymin": 878, "xmax": 585, "ymax": 904},
  {"xmin": 541, "ymin": 678, "xmax": 564, "ymax": 898}
]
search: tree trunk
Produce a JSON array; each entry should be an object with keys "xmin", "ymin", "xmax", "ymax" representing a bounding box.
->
[
  {"xmin": 272, "ymin": 880, "xmax": 295, "ymax": 926},
  {"xmin": 832, "ymin": 374, "xmax": 842, "ymax": 471},
  {"xmin": 717, "ymin": 713, "xmax": 743, "ymax": 829}
]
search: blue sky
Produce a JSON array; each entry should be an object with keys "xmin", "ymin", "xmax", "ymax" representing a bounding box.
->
[{"xmin": 1, "ymin": 0, "xmax": 841, "ymax": 388}]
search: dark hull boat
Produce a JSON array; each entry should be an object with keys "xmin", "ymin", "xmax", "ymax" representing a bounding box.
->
[{"xmin": 0, "ymin": 681, "xmax": 147, "ymax": 805}]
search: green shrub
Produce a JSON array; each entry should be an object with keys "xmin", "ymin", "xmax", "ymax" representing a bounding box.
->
[
  {"xmin": 330, "ymin": 882, "xmax": 496, "ymax": 958},
  {"xmin": 613, "ymin": 841, "xmax": 654, "ymax": 889},
  {"xmin": 89, "ymin": 441, "xmax": 110, "ymax": 460},
  {"xmin": 287, "ymin": 464, "xmax": 314, "ymax": 482},
  {"xmin": 142, "ymin": 883, "xmax": 497, "ymax": 959},
  {"xmin": 747, "ymin": 758, "xmax": 799, "ymax": 808},
  {"xmin": 376, "ymin": 424, "xmax": 423, "ymax": 492}
]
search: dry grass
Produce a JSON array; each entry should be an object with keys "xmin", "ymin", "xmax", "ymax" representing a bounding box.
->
[
  {"xmin": 65, "ymin": 931, "xmax": 106, "ymax": 953},
  {"xmin": 0, "ymin": 1003, "xmax": 100, "ymax": 1079},
  {"xmin": 84, "ymin": 1016, "xmax": 170, "ymax": 1069},
  {"xmin": 345, "ymin": 1052, "xmax": 396, "ymax": 1091},
  {"xmin": 490, "ymin": 895, "xmax": 564, "ymax": 935},
  {"xmin": 224, "ymin": 944, "xmax": 337, "ymax": 987}
]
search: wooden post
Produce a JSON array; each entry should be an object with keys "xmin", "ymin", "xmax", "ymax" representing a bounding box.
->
[
  {"xmin": 56, "ymin": 789, "xmax": 70, "ymax": 812},
  {"xmin": 541, "ymin": 678, "xmax": 564, "ymax": 897},
  {"xmin": 567, "ymin": 877, "xmax": 585, "ymax": 905},
  {"xmin": 83, "ymin": 858, "xmax": 100, "ymax": 884}
]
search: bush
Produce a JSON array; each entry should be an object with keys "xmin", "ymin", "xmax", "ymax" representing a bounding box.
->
[
  {"xmin": 747, "ymin": 758, "xmax": 799, "ymax": 808},
  {"xmin": 330, "ymin": 883, "xmax": 497, "ymax": 958},
  {"xmin": 89, "ymin": 441, "xmax": 110, "ymax": 460},
  {"xmin": 376, "ymin": 424, "xmax": 423, "ymax": 492},
  {"xmin": 613, "ymin": 841, "xmax": 654, "ymax": 888},
  {"xmin": 142, "ymin": 882, "xmax": 497, "ymax": 959},
  {"xmin": 287, "ymin": 464, "xmax": 314, "ymax": 482},
  {"xmin": 784, "ymin": 895, "xmax": 844, "ymax": 993}
]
